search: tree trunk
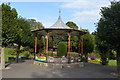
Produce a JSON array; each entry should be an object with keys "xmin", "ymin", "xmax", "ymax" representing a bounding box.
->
[
  {"xmin": 16, "ymin": 45, "xmax": 20, "ymax": 63},
  {"xmin": 85, "ymin": 53, "xmax": 88, "ymax": 62},
  {"xmin": 1, "ymin": 47, "xmax": 5, "ymax": 69},
  {"xmin": 101, "ymin": 57, "xmax": 108, "ymax": 65},
  {"xmin": 117, "ymin": 49, "xmax": 120, "ymax": 76},
  {"xmin": 33, "ymin": 52, "xmax": 35, "ymax": 60}
]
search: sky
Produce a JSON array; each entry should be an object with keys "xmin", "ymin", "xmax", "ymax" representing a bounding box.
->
[{"xmin": 1, "ymin": 0, "xmax": 118, "ymax": 33}]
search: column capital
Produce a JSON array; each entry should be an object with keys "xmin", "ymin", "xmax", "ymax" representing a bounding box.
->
[{"xmin": 45, "ymin": 32, "xmax": 49, "ymax": 38}]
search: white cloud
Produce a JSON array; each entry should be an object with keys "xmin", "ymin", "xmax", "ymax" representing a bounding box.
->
[
  {"xmin": 61, "ymin": 0, "xmax": 110, "ymax": 10},
  {"xmin": 61, "ymin": 0, "xmax": 111, "ymax": 23},
  {"xmin": 73, "ymin": 10, "xmax": 101, "ymax": 22},
  {"xmin": 37, "ymin": 17, "xmax": 56, "ymax": 28},
  {"xmin": 27, "ymin": 17, "xmax": 55, "ymax": 28},
  {"xmin": 28, "ymin": 17, "xmax": 38, "ymax": 20},
  {"xmin": 60, "ymin": 0, "xmax": 113, "ymax": 32},
  {"xmin": 1, "ymin": 0, "xmax": 74, "ymax": 2}
]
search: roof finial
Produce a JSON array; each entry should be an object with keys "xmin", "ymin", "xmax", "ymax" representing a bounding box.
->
[{"xmin": 59, "ymin": 8, "xmax": 61, "ymax": 18}]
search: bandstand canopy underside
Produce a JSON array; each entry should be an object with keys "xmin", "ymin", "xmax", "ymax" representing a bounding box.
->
[{"xmin": 32, "ymin": 28, "xmax": 86, "ymax": 36}]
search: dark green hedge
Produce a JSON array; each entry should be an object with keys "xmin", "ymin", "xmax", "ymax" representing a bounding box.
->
[{"xmin": 57, "ymin": 42, "xmax": 67, "ymax": 57}]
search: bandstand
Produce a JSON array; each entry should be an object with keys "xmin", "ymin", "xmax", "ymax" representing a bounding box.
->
[{"xmin": 32, "ymin": 10, "xmax": 87, "ymax": 68}]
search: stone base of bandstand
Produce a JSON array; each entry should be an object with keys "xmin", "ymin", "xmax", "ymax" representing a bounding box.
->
[{"xmin": 34, "ymin": 61, "xmax": 84, "ymax": 68}]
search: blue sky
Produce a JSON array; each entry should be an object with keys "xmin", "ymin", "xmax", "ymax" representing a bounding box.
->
[{"xmin": 1, "ymin": 0, "xmax": 117, "ymax": 33}]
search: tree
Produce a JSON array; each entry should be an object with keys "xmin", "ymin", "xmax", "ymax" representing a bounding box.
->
[
  {"xmin": 93, "ymin": 31, "xmax": 111, "ymax": 65},
  {"xmin": 37, "ymin": 36, "xmax": 44, "ymax": 53},
  {"xmin": 96, "ymin": 1, "xmax": 120, "ymax": 75},
  {"xmin": 96, "ymin": 37, "xmax": 110, "ymax": 65},
  {"xmin": 70, "ymin": 36, "xmax": 78, "ymax": 52},
  {"xmin": 66, "ymin": 21, "xmax": 78, "ymax": 29},
  {"xmin": 0, "ymin": 5, "xmax": 2, "ymax": 46},
  {"xmin": 2, "ymin": 3, "xmax": 18, "ymax": 47},
  {"xmin": 1, "ymin": 3, "xmax": 18, "ymax": 68},
  {"xmin": 28, "ymin": 19, "xmax": 44, "ymax": 30},
  {"xmin": 66, "ymin": 21, "xmax": 80, "ymax": 52},
  {"xmin": 81, "ymin": 32, "xmax": 94, "ymax": 62},
  {"xmin": 1, "ymin": 3, "xmax": 35, "ymax": 63},
  {"xmin": 15, "ymin": 17, "xmax": 34, "ymax": 62}
]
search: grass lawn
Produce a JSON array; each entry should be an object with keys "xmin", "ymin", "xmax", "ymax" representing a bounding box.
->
[
  {"xmin": 5, "ymin": 48, "xmax": 16, "ymax": 61},
  {"xmin": 89, "ymin": 59, "xmax": 117, "ymax": 66},
  {"xmin": 1, "ymin": 48, "xmax": 117, "ymax": 66},
  {"xmin": 4, "ymin": 48, "xmax": 31, "ymax": 62},
  {"xmin": 70, "ymin": 52, "xmax": 79, "ymax": 57},
  {"xmin": 108, "ymin": 60, "xmax": 117, "ymax": 66}
]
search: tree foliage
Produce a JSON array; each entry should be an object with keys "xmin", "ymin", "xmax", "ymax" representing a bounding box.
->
[
  {"xmin": 95, "ymin": 37, "xmax": 110, "ymax": 65},
  {"xmin": 1, "ymin": 3, "xmax": 35, "ymax": 62},
  {"xmin": 66, "ymin": 21, "xmax": 78, "ymax": 29},
  {"xmin": 0, "ymin": 5, "xmax": 2, "ymax": 46},
  {"xmin": 96, "ymin": 1, "xmax": 120, "ymax": 75},
  {"xmin": 66, "ymin": 21, "xmax": 80, "ymax": 52},
  {"xmin": 2, "ymin": 3, "xmax": 18, "ymax": 47},
  {"xmin": 15, "ymin": 17, "xmax": 34, "ymax": 47},
  {"xmin": 71, "ymin": 36, "xmax": 78, "ymax": 52},
  {"xmin": 28, "ymin": 19, "xmax": 44, "ymax": 30},
  {"xmin": 97, "ymin": 1, "xmax": 120, "ymax": 49},
  {"xmin": 15, "ymin": 17, "xmax": 34, "ymax": 62},
  {"xmin": 81, "ymin": 32, "xmax": 94, "ymax": 62},
  {"xmin": 82, "ymin": 33, "xmax": 94, "ymax": 54}
]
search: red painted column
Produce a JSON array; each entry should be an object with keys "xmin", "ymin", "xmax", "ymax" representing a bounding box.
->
[
  {"xmin": 67, "ymin": 33, "xmax": 71, "ymax": 64},
  {"xmin": 45, "ymin": 34, "xmax": 49, "ymax": 63},
  {"xmin": 68, "ymin": 33, "xmax": 71, "ymax": 54},
  {"xmin": 34, "ymin": 37, "xmax": 37, "ymax": 60},
  {"xmin": 46, "ymin": 35, "xmax": 48, "ymax": 54}
]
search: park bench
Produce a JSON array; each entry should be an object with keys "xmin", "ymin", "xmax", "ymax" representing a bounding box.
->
[
  {"xmin": 8, "ymin": 57, "xmax": 15, "ymax": 61},
  {"xmin": 21, "ymin": 57, "xmax": 26, "ymax": 59}
]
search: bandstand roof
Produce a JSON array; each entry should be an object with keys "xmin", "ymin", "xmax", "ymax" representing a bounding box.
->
[
  {"xmin": 32, "ymin": 11, "xmax": 87, "ymax": 36},
  {"xmin": 50, "ymin": 16, "xmax": 70, "ymax": 29}
]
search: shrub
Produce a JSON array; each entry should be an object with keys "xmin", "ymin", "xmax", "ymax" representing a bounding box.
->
[
  {"xmin": 20, "ymin": 51, "xmax": 30, "ymax": 57},
  {"xmin": 89, "ymin": 53, "xmax": 96, "ymax": 60},
  {"xmin": 70, "ymin": 52, "xmax": 79, "ymax": 57},
  {"xmin": 99, "ymin": 52, "xmax": 109, "ymax": 65},
  {"xmin": 8, "ymin": 48, "xmax": 16, "ymax": 55},
  {"xmin": 40, "ymin": 50, "xmax": 46, "ymax": 56},
  {"xmin": 20, "ymin": 46, "xmax": 34, "ymax": 57},
  {"xmin": 57, "ymin": 42, "xmax": 67, "ymax": 57}
]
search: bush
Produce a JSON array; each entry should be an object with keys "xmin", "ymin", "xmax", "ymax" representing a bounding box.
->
[
  {"xmin": 100, "ymin": 53, "xmax": 109, "ymax": 65},
  {"xmin": 40, "ymin": 50, "xmax": 46, "ymax": 56},
  {"xmin": 70, "ymin": 52, "xmax": 79, "ymax": 57},
  {"xmin": 57, "ymin": 42, "xmax": 67, "ymax": 57},
  {"xmin": 8, "ymin": 48, "xmax": 16, "ymax": 55},
  {"xmin": 101, "ymin": 58, "xmax": 109, "ymax": 65},
  {"xmin": 89, "ymin": 53, "xmax": 96, "ymax": 60},
  {"xmin": 20, "ymin": 46, "xmax": 34, "ymax": 57},
  {"xmin": 20, "ymin": 51, "xmax": 30, "ymax": 57}
]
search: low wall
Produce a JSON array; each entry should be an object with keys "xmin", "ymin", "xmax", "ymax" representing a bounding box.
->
[
  {"xmin": 34, "ymin": 61, "xmax": 84, "ymax": 68},
  {"xmin": 35, "ymin": 56, "xmax": 81, "ymax": 63}
]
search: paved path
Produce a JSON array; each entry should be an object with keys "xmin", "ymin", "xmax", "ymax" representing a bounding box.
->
[{"xmin": 2, "ymin": 60, "xmax": 117, "ymax": 78}]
